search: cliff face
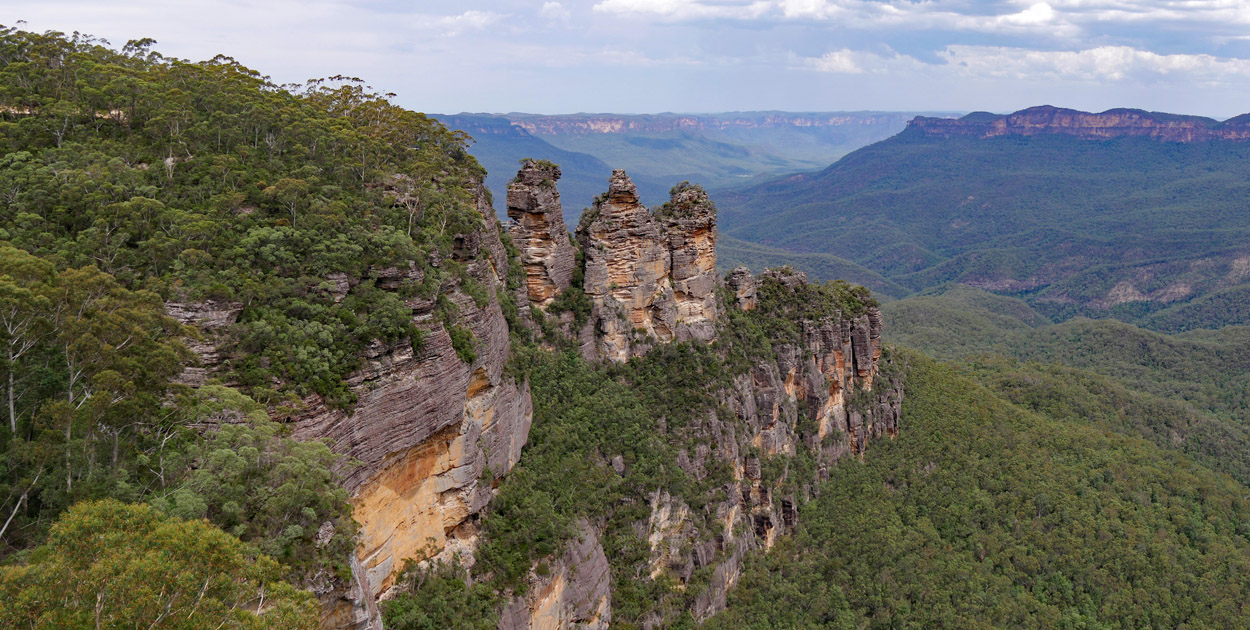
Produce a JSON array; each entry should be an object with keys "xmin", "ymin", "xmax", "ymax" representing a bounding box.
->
[
  {"xmin": 166, "ymin": 181, "xmax": 535, "ymax": 629},
  {"xmin": 909, "ymin": 105, "xmax": 1250, "ymax": 142},
  {"xmin": 506, "ymin": 160, "xmax": 577, "ymax": 307},
  {"xmin": 502, "ymin": 169, "xmax": 903, "ymax": 627},
  {"xmin": 290, "ymin": 183, "xmax": 533, "ymax": 628},
  {"xmin": 575, "ymin": 171, "xmax": 719, "ymax": 362},
  {"xmin": 639, "ymin": 267, "xmax": 902, "ymax": 621},
  {"xmin": 507, "ymin": 112, "xmax": 921, "ymax": 136}
]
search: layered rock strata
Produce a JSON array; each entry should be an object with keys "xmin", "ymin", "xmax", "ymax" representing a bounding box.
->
[
  {"xmin": 290, "ymin": 183, "xmax": 534, "ymax": 628},
  {"xmin": 161, "ymin": 180, "xmax": 532, "ymax": 629},
  {"xmin": 506, "ymin": 160, "xmax": 577, "ymax": 307},
  {"xmin": 636, "ymin": 266, "xmax": 903, "ymax": 622},
  {"xmin": 574, "ymin": 170, "xmax": 719, "ymax": 361},
  {"xmin": 498, "ymin": 523, "xmax": 612, "ymax": 630},
  {"xmin": 910, "ymin": 105, "xmax": 1250, "ymax": 142}
]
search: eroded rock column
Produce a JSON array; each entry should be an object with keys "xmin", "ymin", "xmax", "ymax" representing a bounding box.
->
[{"xmin": 507, "ymin": 159, "xmax": 576, "ymax": 308}]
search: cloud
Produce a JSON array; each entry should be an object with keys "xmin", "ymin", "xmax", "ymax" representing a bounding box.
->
[
  {"xmin": 593, "ymin": 0, "xmax": 773, "ymax": 20},
  {"xmin": 795, "ymin": 43, "xmax": 1250, "ymax": 84},
  {"xmin": 433, "ymin": 10, "xmax": 503, "ymax": 36},
  {"xmin": 800, "ymin": 48, "xmax": 925, "ymax": 73},
  {"xmin": 592, "ymin": 0, "xmax": 1250, "ymax": 38},
  {"xmin": 938, "ymin": 45, "xmax": 1250, "ymax": 81},
  {"xmin": 540, "ymin": 2, "xmax": 573, "ymax": 22}
]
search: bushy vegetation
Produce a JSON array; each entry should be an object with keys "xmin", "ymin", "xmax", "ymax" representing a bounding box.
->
[
  {"xmin": 708, "ymin": 353, "xmax": 1250, "ymax": 629},
  {"xmin": 0, "ymin": 499, "xmax": 319, "ymax": 629},
  {"xmin": 0, "ymin": 25, "xmax": 489, "ymax": 608}
]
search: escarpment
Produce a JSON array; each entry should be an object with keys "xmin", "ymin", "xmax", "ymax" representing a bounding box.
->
[
  {"xmin": 506, "ymin": 159, "xmax": 577, "ymax": 307},
  {"xmin": 294, "ymin": 183, "xmax": 533, "ymax": 627},
  {"xmin": 498, "ymin": 169, "xmax": 904, "ymax": 627},
  {"xmin": 168, "ymin": 180, "xmax": 534, "ymax": 630},
  {"xmin": 573, "ymin": 170, "xmax": 720, "ymax": 361},
  {"xmin": 909, "ymin": 105, "xmax": 1250, "ymax": 142}
]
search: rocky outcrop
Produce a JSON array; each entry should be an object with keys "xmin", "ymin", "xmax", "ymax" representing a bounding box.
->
[
  {"xmin": 634, "ymin": 266, "xmax": 904, "ymax": 621},
  {"xmin": 576, "ymin": 171, "xmax": 719, "ymax": 361},
  {"xmin": 659, "ymin": 183, "xmax": 719, "ymax": 344},
  {"xmin": 726, "ymin": 266, "xmax": 756, "ymax": 311},
  {"xmin": 285, "ymin": 182, "xmax": 533, "ymax": 628},
  {"xmin": 507, "ymin": 160, "xmax": 576, "ymax": 307},
  {"xmin": 163, "ymin": 300, "xmax": 243, "ymax": 386},
  {"xmin": 498, "ymin": 523, "xmax": 612, "ymax": 630},
  {"xmin": 909, "ymin": 105, "xmax": 1250, "ymax": 142}
]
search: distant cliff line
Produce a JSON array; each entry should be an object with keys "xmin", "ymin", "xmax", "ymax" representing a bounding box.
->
[
  {"xmin": 444, "ymin": 111, "xmax": 958, "ymax": 135},
  {"xmin": 909, "ymin": 105, "xmax": 1250, "ymax": 142}
]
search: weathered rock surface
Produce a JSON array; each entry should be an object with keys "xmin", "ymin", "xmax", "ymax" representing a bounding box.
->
[
  {"xmin": 910, "ymin": 105, "xmax": 1250, "ymax": 142},
  {"xmin": 165, "ymin": 180, "xmax": 533, "ymax": 629},
  {"xmin": 287, "ymin": 183, "xmax": 534, "ymax": 628},
  {"xmin": 163, "ymin": 300, "xmax": 243, "ymax": 386},
  {"xmin": 498, "ymin": 523, "xmax": 612, "ymax": 630},
  {"xmin": 633, "ymin": 266, "xmax": 904, "ymax": 621},
  {"xmin": 726, "ymin": 265, "xmax": 756, "ymax": 311},
  {"xmin": 659, "ymin": 183, "xmax": 719, "ymax": 343},
  {"xmin": 507, "ymin": 160, "xmax": 577, "ymax": 307},
  {"xmin": 576, "ymin": 171, "xmax": 720, "ymax": 361}
]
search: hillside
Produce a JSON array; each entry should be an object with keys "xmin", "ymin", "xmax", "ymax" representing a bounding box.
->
[{"xmin": 719, "ymin": 106, "xmax": 1250, "ymax": 330}]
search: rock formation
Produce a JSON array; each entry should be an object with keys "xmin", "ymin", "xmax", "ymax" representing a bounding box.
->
[
  {"xmin": 909, "ymin": 105, "xmax": 1250, "ymax": 142},
  {"xmin": 497, "ymin": 523, "xmax": 612, "ymax": 630},
  {"xmin": 169, "ymin": 162, "xmax": 903, "ymax": 630},
  {"xmin": 172, "ymin": 180, "xmax": 535, "ymax": 630},
  {"xmin": 659, "ymin": 182, "xmax": 719, "ymax": 343},
  {"xmin": 292, "ymin": 182, "xmax": 533, "ymax": 627},
  {"xmin": 630, "ymin": 266, "xmax": 903, "ymax": 620},
  {"xmin": 575, "ymin": 171, "xmax": 719, "ymax": 362},
  {"xmin": 507, "ymin": 160, "xmax": 576, "ymax": 307},
  {"xmin": 725, "ymin": 266, "xmax": 756, "ymax": 311}
]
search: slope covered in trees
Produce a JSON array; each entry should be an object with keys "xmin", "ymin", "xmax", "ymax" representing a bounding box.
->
[
  {"xmin": 718, "ymin": 119, "xmax": 1250, "ymax": 331},
  {"xmin": 709, "ymin": 354, "xmax": 1250, "ymax": 628},
  {"xmin": 0, "ymin": 25, "xmax": 495, "ymax": 622}
]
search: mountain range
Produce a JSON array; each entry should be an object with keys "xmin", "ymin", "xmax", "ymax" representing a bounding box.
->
[
  {"xmin": 719, "ymin": 105, "xmax": 1250, "ymax": 331},
  {"xmin": 435, "ymin": 111, "xmax": 953, "ymax": 217}
]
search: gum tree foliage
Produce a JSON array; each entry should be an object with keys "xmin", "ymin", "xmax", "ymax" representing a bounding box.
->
[
  {"xmin": 0, "ymin": 26, "xmax": 487, "ymax": 589},
  {"xmin": 0, "ymin": 499, "xmax": 319, "ymax": 629}
]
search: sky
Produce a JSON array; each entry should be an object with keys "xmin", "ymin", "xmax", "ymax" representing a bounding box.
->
[{"xmin": 8, "ymin": 0, "xmax": 1250, "ymax": 118}]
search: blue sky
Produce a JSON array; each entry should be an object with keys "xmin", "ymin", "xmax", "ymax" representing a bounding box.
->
[{"xmin": 10, "ymin": 0, "xmax": 1250, "ymax": 117}]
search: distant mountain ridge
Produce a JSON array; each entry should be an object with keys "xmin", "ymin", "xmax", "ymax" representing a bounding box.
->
[
  {"xmin": 910, "ymin": 105, "xmax": 1250, "ymax": 142},
  {"xmin": 504, "ymin": 111, "xmax": 932, "ymax": 135},
  {"xmin": 718, "ymin": 105, "xmax": 1250, "ymax": 331},
  {"xmin": 436, "ymin": 110, "xmax": 957, "ymax": 217}
]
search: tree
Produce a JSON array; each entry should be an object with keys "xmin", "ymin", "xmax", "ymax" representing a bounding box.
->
[
  {"xmin": 0, "ymin": 245, "xmax": 53, "ymax": 434},
  {"xmin": 0, "ymin": 499, "xmax": 319, "ymax": 629}
]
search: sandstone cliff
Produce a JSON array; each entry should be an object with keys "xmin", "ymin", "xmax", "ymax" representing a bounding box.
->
[
  {"xmin": 498, "ymin": 169, "xmax": 903, "ymax": 627},
  {"xmin": 506, "ymin": 160, "xmax": 577, "ymax": 308},
  {"xmin": 574, "ymin": 170, "xmax": 719, "ymax": 362},
  {"xmin": 909, "ymin": 105, "xmax": 1250, "ymax": 142},
  {"xmin": 294, "ymin": 183, "xmax": 533, "ymax": 627},
  {"xmin": 169, "ymin": 180, "xmax": 535, "ymax": 630}
]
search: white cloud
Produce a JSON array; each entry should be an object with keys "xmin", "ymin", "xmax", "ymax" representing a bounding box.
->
[
  {"xmin": 540, "ymin": 2, "xmax": 573, "ymax": 23},
  {"xmin": 795, "ymin": 43, "xmax": 1250, "ymax": 84},
  {"xmin": 807, "ymin": 49, "xmax": 865, "ymax": 73},
  {"xmin": 593, "ymin": 0, "xmax": 773, "ymax": 20},
  {"xmin": 433, "ymin": 10, "xmax": 503, "ymax": 36},
  {"xmin": 938, "ymin": 45, "xmax": 1250, "ymax": 81}
]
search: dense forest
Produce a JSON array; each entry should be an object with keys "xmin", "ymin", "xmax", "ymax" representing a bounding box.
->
[{"xmin": 0, "ymin": 25, "xmax": 488, "ymax": 626}]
